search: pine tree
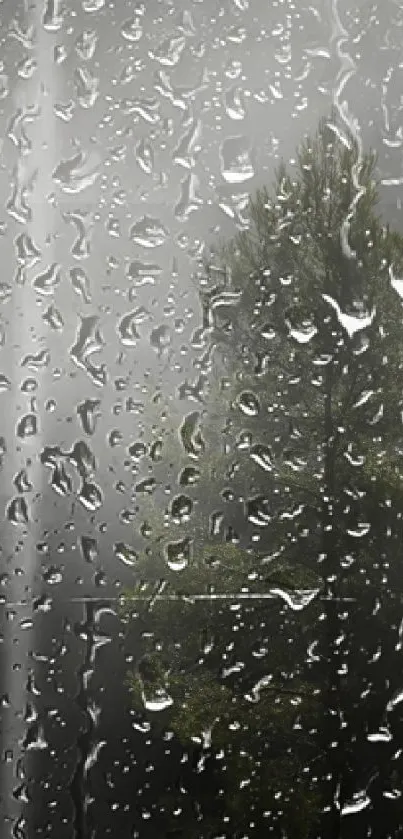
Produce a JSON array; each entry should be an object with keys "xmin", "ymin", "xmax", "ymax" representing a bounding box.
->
[{"xmin": 122, "ymin": 111, "xmax": 403, "ymax": 837}]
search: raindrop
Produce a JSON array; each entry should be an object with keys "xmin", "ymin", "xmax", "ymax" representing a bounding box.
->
[
  {"xmin": 246, "ymin": 495, "xmax": 271, "ymax": 526},
  {"xmin": 14, "ymin": 469, "xmax": 33, "ymax": 493},
  {"xmin": 179, "ymin": 411, "xmax": 205, "ymax": 457},
  {"xmin": 67, "ymin": 440, "xmax": 96, "ymax": 479},
  {"xmin": 0, "ymin": 73, "xmax": 9, "ymax": 100},
  {"xmin": 150, "ymin": 324, "xmax": 172, "ymax": 356},
  {"xmin": 54, "ymin": 44, "xmax": 68, "ymax": 64},
  {"xmin": 367, "ymin": 727, "xmax": 392, "ymax": 742},
  {"xmin": 341, "ymin": 794, "xmax": 371, "ymax": 816},
  {"xmin": 121, "ymin": 16, "xmax": 143, "ymax": 42},
  {"xmin": 22, "ymin": 725, "xmax": 48, "ymax": 751},
  {"xmin": 173, "ymin": 117, "xmax": 202, "ymax": 168},
  {"xmin": 70, "ymin": 266, "xmax": 91, "ymax": 303},
  {"xmin": 135, "ymin": 138, "xmax": 154, "ymax": 174},
  {"xmin": 220, "ymin": 136, "xmax": 255, "ymax": 183},
  {"xmin": 43, "ymin": 567, "xmax": 63, "ymax": 585},
  {"xmin": 0, "ymin": 374, "xmax": 11, "ymax": 393},
  {"xmin": 50, "ymin": 463, "xmax": 72, "ymax": 497},
  {"xmin": 346, "ymin": 523, "xmax": 370, "ymax": 538},
  {"xmin": 21, "ymin": 349, "xmax": 50, "ymax": 371},
  {"xmin": 16, "ymin": 413, "xmax": 38, "ymax": 439},
  {"xmin": 238, "ymin": 391, "xmax": 260, "ymax": 416},
  {"xmin": 43, "ymin": 304, "xmax": 64, "ymax": 330},
  {"xmin": 165, "ymin": 538, "xmax": 192, "ymax": 571},
  {"xmin": 80, "ymin": 535, "xmax": 98, "ymax": 564},
  {"xmin": 126, "ymin": 259, "xmax": 162, "ymax": 286},
  {"xmin": 42, "ymin": 0, "xmax": 63, "ymax": 30},
  {"xmin": 15, "ymin": 232, "xmax": 41, "ymax": 268},
  {"xmin": 270, "ymin": 587, "xmax": 320, "ymax": 610},
  {"xmin": 70, "ymin": 315, "xmax": 107, "ymax": 387},
  {"xmin": 149, "ymin": 440, "xmax": 163, "ymax": 461},
  {"xmin": 53, "ymin": 148, "xmax": 101, "ymax": 194},
  {"xmin": 149, "ymin": 34, "xmax": 186, "ymax": 67},
  {"xmin": 322, "ymin": 294, "xmax": 376, "ymax": 338},
  {"xmin": 175, "ymin": 172, "xmax": 203, "ymax": 220},
  {"xmin": 209, "ymin": 511, "xmax": 223, "ymax": 535},
  {"xmin": 82, "ymin": 0, "xmax": 105, "ymax": 12},
  {"xmin": 75, "ymin": 29, "xmax": 98, "ymax": 60},
  {"xmin": 130, "ymin": 216, "xmax": 168, "ymax": 248},
  {"xmin": 136, "ymin": 478, "xmax": 156, "ymax": 495},
  {"xmin": 142, "ymin": 689, "xmax": 174, "ymax": 712},
  {"xmin": 250, "ymin": 443, "xmax": 273, "ymax": 471},
  {"xmin": 114, "ymin": 542, "xmax": 138, "ymax": 567},
  {"xmin": 6, "ymin": 496, "xmax": 29, "ymax": 525},
  {"xmin": 74, "ymin": 66, "xmax": 99, "ymax": 109},
  {"xmin": 224, "ymin": 85, "xmax": 246, "ymax": 120},
  {"xmin": 76, "ymin": 398, "xmax": 101, "ymax": 435},
  {"xmin": 109, "ymin": 429, "xmax": 123, "ymax": 447},
  {"xmin": 21, "ymin": 379, "xmax": 37, "ymax": 394},
  {"xmin": 287, "ymin": 321, "xmax": 318, "ymax": 344},
  {"xmin": 64, "ymin": 209, "xmax": 93, "ymax": 259},
  {"xmin": 118, "ymin": 310, "xmax": 142, "ymax": 346},
  {"xmin": 122, "ymin": 96, "xmax": 160, "ymax": 124},
  {"xmin": 170, "ymin": 494, "xmax": 193, "ymax": 523},
  {"xmin": 78, "ymin": 480, "xmax": 103, "ymax": 511},
  {"xmin": 128, "ymin": 441, "xmax": 147, "ymax": 460},
  {"xmin": 0, "ymin": 283, "xmax": 12, "ymax": 303},
  {"xmin": 387, "ymin": 687, "xmax": 403, "ymax": 713},
  {"xmin": 12, "ymin": 816, "xmax": 27, "ymax": 839}
]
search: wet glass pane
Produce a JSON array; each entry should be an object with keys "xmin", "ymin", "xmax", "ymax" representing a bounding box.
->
[{"xmin": 1, "ymin": 0, "xmax": 403, "ymax": 837}]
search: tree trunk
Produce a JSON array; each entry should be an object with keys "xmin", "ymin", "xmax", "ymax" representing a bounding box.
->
[{"xmin": 322, "ymin": 357, "xmax": 343, "ymax": 838}]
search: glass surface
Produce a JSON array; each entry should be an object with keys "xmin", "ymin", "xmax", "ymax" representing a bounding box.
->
[{"xmin": 1, "ymin": 0, "xmax": 403, "ymax": 837}]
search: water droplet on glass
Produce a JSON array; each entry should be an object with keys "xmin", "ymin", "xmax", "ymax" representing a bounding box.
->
[
  {"xmin": 16, "ymin": 413, "xmax": 38, "ymax": 439},
  {"xmin": 74, "ymin": 66, "xmax": 99, "ymax": 109},
  {"xmin": 238, "ymin": 391, "xmax": 260, "ymax": 416},
  {"xmin": 135, "ymin": 138, "xmax": 154, "ymax": 175},
  {"xmin": 78, "ymin": 480, "xmax": 103, "ymax": 511},
  {"xmin": 80, "ymin": 535, "xmax": 98, "ymax": 564},
  {"xmin": 142, "ymin": 688, "xmax": 173, "ymax": 712},
  {"xmin": 82, "ymin": 0, "xmax": 105, "ymax": 11},
  {"xmin": 118, "ymin": 310, "xmax": 142, "ymax": 346},
  {"xmin": 130, "ymin": 216, "xmax": 168, "ymax": 248},
  {"xmin": 76, "ymin": 398, "xmax": 101, "ymax": 435},
  {"xmin": 70, "ymin": 266, "xmax": 92, "ymax": 303},
  {"xmin": 322, "ymin": 294, "xmax": 376, "ymax": 338},
  {"xmin": 43, "ymin": 304, "xmax": 64, "ymax": 330},
  {"xmin": 224, "ymin": 85, "xmax": 246, "ymax": 120},
  {"xmin": 269, "ymin": 587, "xmax": 320, "ymax": 611},
  {"xmin": 149, "ymin": 34, "xmax": 186, "ymax": 67},
  {"xmin": 149, "ymin": 324, "xmax": 172, "ymax": 356},
  {"xmin": 121, "ymin": 16, "xmax": 143, "ymax": 42},
  {"xmin": 6, "ymin": 496, "xmax": 29, "ymax": 526},
  {"xmin": 21, "ymin": 349, "xmax": 50, "ymax": 371},
  {"xmin": 75, "ymin": 29, "xmax": 98, "ymax": 60},
  {"xmin": 170, "ymin": 494, "xmax": 192, "ymax": 523},
  {"xmin": 128, "ymin": 441, "xmax": 147, "ymax": 460},
  {"xmin": 220, "ymin": 136, "xmax": 255, "ymax": 183},
  {"xmin": 53, "ymin": 148, "xmax": 101, "ymax": 194},
  {"xmin": 114, "ymin": 542, "xmax": 138, "ymax": 567},
  {"xmin": 70, "ymin": 315, "xmax": 107, "ymax": 387},
  {"xmin": 32, "ymin": 263, "xmax": 62, "ymax": 296},
  {"xmin": 165, "ymin": 538, "xmax": 192, "ymax": 571},
  {"xmin": 0, "ymin": 374, "xmax": 11, "ymax": 393}
]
